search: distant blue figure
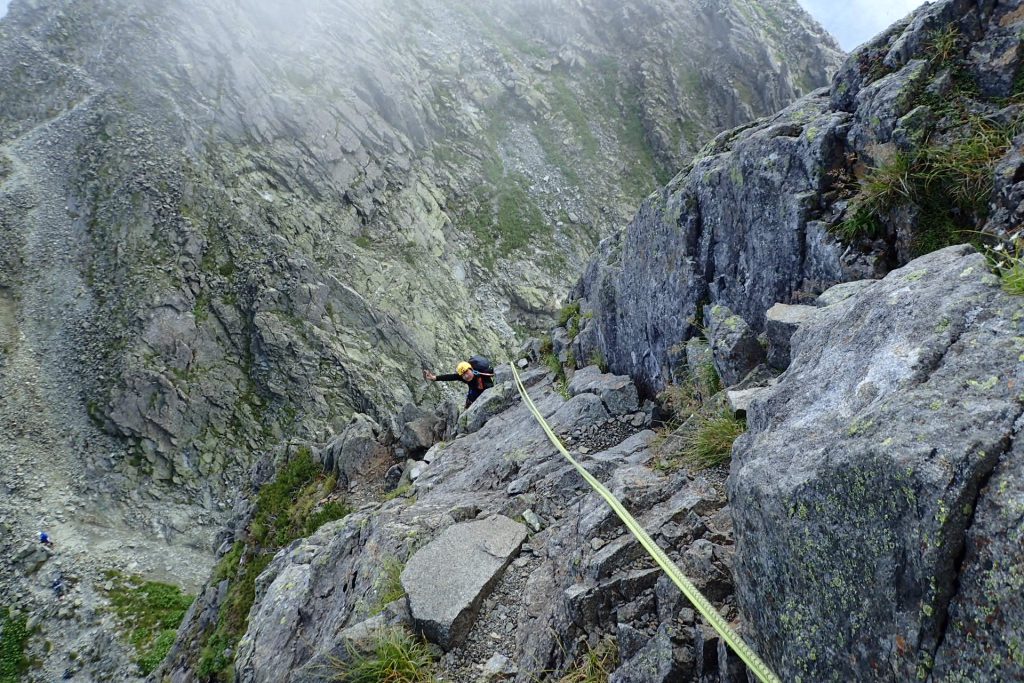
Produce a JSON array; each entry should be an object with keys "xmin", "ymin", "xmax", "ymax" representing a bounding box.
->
[{"xmin": 39, "ymin": 531, "xmax": 54, "ymax": 547}]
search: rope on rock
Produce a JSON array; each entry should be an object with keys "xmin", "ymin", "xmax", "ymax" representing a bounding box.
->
[{"xmin": 510, "ymin": 365, "xmax": 781, "ymax": 683}]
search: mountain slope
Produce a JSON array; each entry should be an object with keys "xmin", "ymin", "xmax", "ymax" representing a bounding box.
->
[
  {"xmin": 0, "ymin": 0, "xmax": 841, "ymax": 680},
  {"xmin": 0, "ymin": 0, "xmax": 840, "ymax": 502}
]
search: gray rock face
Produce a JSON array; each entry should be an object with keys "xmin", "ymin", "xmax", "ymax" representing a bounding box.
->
[
  {"xmin": 704, "ymin": 304, "xmax": 766, "ymax": 386},
  {"xmin": 576, "ymin": 91, "xmax": 852, "ymax": 394},
  {"xmin": 401, "ymin": 515, "xmax": 528, "ymax": 651},
  {"xmin": 577, "ymin": 0, "xmax": 1024, "ymax": 395},
  {"xmin": 609, "ymin": 623, "xmax": 691, "ymax": 683},
  {"xmin": 730, "ymin": 246, "xmax": 1024, "ymax": 682},
  {"xmin": 567, "ymin": 365, "xmax": 640, "ymax": 416}
]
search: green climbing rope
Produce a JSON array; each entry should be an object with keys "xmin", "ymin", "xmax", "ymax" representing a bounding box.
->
[{"xmin": 510, "ymin": 365, "xmax": 781, "ymax": 683}]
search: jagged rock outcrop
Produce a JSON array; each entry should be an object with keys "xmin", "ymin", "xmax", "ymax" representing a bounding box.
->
[
  {"xmin": 731, "ymin": 245, "xmax": 1024, "ymax": 681},
  {"xmin": 703, "ymin": 304, "xmax": 766, "ymax": 386},
  {"xmin": 574, "ymin": 0, "xmax": 1024, "ymax": 394}
]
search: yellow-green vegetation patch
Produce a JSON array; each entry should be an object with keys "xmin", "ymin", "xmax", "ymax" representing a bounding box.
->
[
  {"xmin": 558, "ymin": 301, "xmax": 582, "ymax": 337},
  {"xmin": 101, "ymin": 572, "xmax": 194, "ymax": 676},
  {"xmin": 654, "ymin": 359, "xmax": 739, "ymax": 470},
  {"xmin": 676, "ymin": 409, "xmax": 747, "ymax": 470},
  {"xmin": 558, "ymin": 636, "xmax": 619, "ymax": 683},
  {"xmin": 657, "ymin": 359, "xmax": 721, "ymax": 423},
  {"xmin": 330, "ymin": 626, "xmax": 436, "ymax": 683},
  {"xmin": 588, "ymin": 349, "xmax": 609, "ymax": 373},
  {"xmin": 0, "ymin": 609, "xmax": 31, "ymax": 683},
  {"xmin": 1002, "ymin": 262, "xmax": 1024, "ymax": 295},
  {"xmin": 382, "ymin": 483, "xmax": 413, "ymax": 502},
  {"xmin": 370, "ymin": 556, "xmax": 406, "ymax": 616},
  {"xmin": 989, "ymin": 239, "xmax": 1024, "ymax": 295},
  {"xmin": 543, "ymin": 352, "xmax": 566, "ymax": 384},
  {"xmin": 461, "ymin": 173, "xmax": 552, "ymax": 271},
  {"xmin": 196, "ymin": 449, "xmax": 350, "ymax": 680},
  {"xmin": 835, "ymin": 27, "xmax": 1024, "ymax": 255}
]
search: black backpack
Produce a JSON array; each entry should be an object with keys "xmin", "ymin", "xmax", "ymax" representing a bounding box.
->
[{"xmin": 468, "ymin": 355, "xmax": 494, "ymax": 376}]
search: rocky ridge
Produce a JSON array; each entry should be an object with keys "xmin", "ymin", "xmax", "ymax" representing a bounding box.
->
[
  {"xmin": 167, "ymin": 243, "xmax": 1022, "ymax": 682},
  {"xmin": 161, "ymin": 357, "xmax": 746, "ymax": 682},
  {"xmin": 572, "ymin": 0, "xmax": 1024, "ymax": 395}
]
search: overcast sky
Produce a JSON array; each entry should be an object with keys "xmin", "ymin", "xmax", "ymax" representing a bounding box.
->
[{"xmin": 798, "ymin": 0, "xmax": 929, "ymax": 50}]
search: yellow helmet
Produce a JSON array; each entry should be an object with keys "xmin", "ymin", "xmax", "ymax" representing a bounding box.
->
[{"xmin": 456, "ymin": 361, "xmax": 473, "ymax": 375}]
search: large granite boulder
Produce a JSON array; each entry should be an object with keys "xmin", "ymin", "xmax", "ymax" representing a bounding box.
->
[
  {"xmin": 401, "ymin": 515, "xmax": 528, "ymax": 650},
  {"xmin": 730, "ymin": 245, "xmax": 1024, "ymax": 681}
]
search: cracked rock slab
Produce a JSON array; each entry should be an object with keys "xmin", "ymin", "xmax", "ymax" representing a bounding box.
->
[{"xmin": 401, "ymin": 514, "xmax": 527, "ymax": 651}]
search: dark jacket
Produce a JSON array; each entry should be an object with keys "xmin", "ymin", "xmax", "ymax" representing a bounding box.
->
[{"xmin": 435, "ymin": 371, "xmax": 494, "ymax": 408}]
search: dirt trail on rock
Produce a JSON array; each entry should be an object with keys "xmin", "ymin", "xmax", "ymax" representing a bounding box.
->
[{"xmin": 0, "ymin": 124, "xmax": 215, "ymax": 681}]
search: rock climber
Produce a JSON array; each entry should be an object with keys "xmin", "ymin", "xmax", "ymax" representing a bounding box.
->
[
  {"xmin": 39, "ymin": 531, "xmax": 54, "ymax": 548},
  {"xmin": 423, "ymin": 356, "xmax": 495, "ymax": 409}
]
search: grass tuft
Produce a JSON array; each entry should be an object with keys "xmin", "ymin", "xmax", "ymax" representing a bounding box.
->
[
  {"xmin": 330, "ymin": 627, "xmax": 436, "ymax": 683},
  {"xmin": 654, "ymin": 359, "xmax": 743, "ymax": 470},
  {"xmin": 985, "ymin": 234, "xmax": 1024, "ymax": 295},
  {"xmin": 370, "ymin": 556, "xmax": 406, "ymax": 616},
  {"xmin": 674, "ymin": 409, "xmax": 747, "ymax": 470},
  {"xmin": 588, "ymin": 350, "xmax": 609, "ymax": 373},
  {"xmin": 1001, "ymin": 260, "xmax": 1024, "ymax": 295},
  {"xmin": 558, "ymin": 636, "xmax": 619, "ymax": 683},
  {"xmin": 557, "ymin": 301, "xmax": 581, "ymax": 327},
  {"xmin": 382, "ymin": 483, "xmax": 413, "ymax": 502}
]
